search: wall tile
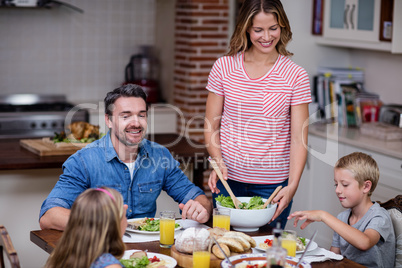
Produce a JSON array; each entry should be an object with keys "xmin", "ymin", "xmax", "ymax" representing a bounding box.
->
[{"xmin": 0, "ymin": 0, "xmax": 155, "ymax": 104}]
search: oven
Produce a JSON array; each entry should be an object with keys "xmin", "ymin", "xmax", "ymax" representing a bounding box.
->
[{"xmin": 0, "ymin": 94, "xmax": 89, "ymax": 139}]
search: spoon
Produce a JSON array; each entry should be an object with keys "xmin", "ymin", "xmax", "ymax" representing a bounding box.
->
[
  {"xmin": 208, "ymin": 157, "xmax": 242, "ymax": 209},
  {"xmin": 262, "ymin": 185, "xmax": 282, "ymax": 209}
]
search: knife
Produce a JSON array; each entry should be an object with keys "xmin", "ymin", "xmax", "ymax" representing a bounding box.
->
[{"xmin": 296, "ymin": 230, "xmax": 318, "ymax": 267}]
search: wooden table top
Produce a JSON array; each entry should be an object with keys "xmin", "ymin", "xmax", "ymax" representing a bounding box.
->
[{"xmin": 30, "ymin": 225, "xmax": 365, "ymax": 268}]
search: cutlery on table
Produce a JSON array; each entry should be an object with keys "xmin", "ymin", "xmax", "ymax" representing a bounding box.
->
[
  {"xmin": 296, "ymin": 230, "xmax": 318, "ymax": 267},
  {"xmin": 208, "ymin": 157, "xmax": 242, "ymax": 209},
  {"xmin": 124, "ymin": 232, "xmax": 131, "ymax": 238},
  {"xmin": 211, "ymin": 236, "xmax": 234, "ymax": 268},
  {"xmin": 262, "ymin": 185, "xmax": 282, "ymax": 209}
]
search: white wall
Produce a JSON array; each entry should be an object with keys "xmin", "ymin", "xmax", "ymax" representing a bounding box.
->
[
  {"xmin": 350, "ymin": 49, "xmax": 402, "ymax": 104},
  {"xmin": 0, "ymin": 0, "xmax": 156, "ymax": 104},
  {"xmin": 0, "ymin": 169, "xmax": 61, "ymax": 268}
]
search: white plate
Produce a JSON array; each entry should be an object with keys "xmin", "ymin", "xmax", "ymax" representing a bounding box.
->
[
  {"xmin": 253, "ymin": 235, "xmax": 318, "ymax": 254},
  {"xmin": 121, "ymin": 250, "xmax": 177, "ymax": 268},
  {"xmin": 126, "ymin": 218, "xmax": 182, "ymax": 234},
  {"xmin": 220, "ymin": 253, "xmax": 311, "ymax": 268}
]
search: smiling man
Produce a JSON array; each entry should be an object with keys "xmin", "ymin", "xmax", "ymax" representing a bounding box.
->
[{"xmin": 39, "ymin": 84, "xmax": 212, "ymax": 231}]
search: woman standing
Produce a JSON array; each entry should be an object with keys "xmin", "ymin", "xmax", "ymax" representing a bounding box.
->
[{"xmin": 204, "ymin": 0, "xmax": 311, "ymax": 227}]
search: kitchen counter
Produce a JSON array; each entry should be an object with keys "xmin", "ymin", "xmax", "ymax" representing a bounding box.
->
[
  {"xmin": 309, "ymin": 123, "xmax": 402, "ymax": 160},
  {"xmin": 0, "ymin": 134, "xmax": 209, "ymax": 188}
]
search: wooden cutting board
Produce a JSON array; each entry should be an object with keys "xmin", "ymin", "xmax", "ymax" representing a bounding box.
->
[
  {"xmin": 171, "ymin": 245, "xmax": 252, "ymax": 268},
  {"xmin": 20, "ymin": 138, "xmax": 89, "ymax": 156}
]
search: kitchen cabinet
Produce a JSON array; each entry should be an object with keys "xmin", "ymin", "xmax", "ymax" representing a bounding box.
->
[
  {"xmin": 324, "ymin": 0, "xmax": 380, "ymax": 42},
  {"xmin": 316, "ymin": 0, "xmax": 402, "ymax": 53},
  {"xmin": 342, "ymin": 145, "xmax": 402, "ymax": 202}
]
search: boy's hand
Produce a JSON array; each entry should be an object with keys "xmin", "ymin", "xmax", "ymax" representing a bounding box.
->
[{"xmin": 288, "ymin": 210, "xmax": 325, "ymax": 229}]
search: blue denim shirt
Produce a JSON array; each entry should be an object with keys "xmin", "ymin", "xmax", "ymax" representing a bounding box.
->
[{"xmin": 39, "ymin": 131, "xmax": 204, "ymax": 220}]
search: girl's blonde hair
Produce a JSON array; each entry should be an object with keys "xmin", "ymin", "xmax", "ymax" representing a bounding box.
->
[
  {"xmin": 335, "ymin": 152, "xmax": 380, "ymax": 196},
  {"xmin": 227, "ymin": 0, "xmax": 293, "ymax": 57},
  {"xmin": 45, "ymin": 187, "xmax": 126, "ymax": 268}
]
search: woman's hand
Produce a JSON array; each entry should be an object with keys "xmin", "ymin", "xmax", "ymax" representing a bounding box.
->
[
  {"xmin": 270, "ymin": 185, "xmax": 296, "ymax": 222},
  {"xmin": 208, "ymin": 160, "xmax": 228, "ymax": 194}
]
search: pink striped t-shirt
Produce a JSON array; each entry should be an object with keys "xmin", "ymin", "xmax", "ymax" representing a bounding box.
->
[{"xmin": 206, "ymin": 53, "xmax": 312, "ymax": 184}]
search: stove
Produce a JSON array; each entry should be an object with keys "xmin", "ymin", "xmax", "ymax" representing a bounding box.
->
[{"xmin": 0, "ymin": 94, "xmax": 89, "ymax": 139}]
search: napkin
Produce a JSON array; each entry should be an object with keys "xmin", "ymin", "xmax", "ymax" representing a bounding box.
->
[
  {"xmin": 123, "ymin": 219, "xmax": 209, "ymax": 243},
  {"xmin": 295, "ymin": 247, "xmax": 344, "ymax": 263},
  {"xmin": 123, "ymin": 230, "xmax": 184, "ymax": 243}
]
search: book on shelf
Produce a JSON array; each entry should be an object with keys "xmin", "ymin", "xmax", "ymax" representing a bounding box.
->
[{"xmin": 313, "ymin": 67, "xmax": 370, "ymax": 126}]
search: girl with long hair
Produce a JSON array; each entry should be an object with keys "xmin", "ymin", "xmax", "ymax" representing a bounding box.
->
[{"xmin": 45, "ymin": 187, "xmax": 127, "ymax": 268}]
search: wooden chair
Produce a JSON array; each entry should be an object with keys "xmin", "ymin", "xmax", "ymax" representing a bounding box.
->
[
  {"xmin": 0, "ymin": 225, "xmax": 21, "ymax": 268},
  {"xmin": 378, "ymin": 195, "xmax": 402, "ymax": 268}
]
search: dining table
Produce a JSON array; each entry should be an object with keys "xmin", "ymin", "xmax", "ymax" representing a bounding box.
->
[{"xmin": 30, "ymin": 220, "xmax": 365, "ymax": 268}]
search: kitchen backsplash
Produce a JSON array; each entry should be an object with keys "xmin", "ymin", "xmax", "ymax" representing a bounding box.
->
[{"xmin": 0, "ymin": 0, "xmax": 155, "ymax": 103}]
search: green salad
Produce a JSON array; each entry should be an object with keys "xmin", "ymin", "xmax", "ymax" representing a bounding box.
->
[
  {"xmin": 120, "ymin": 256, "xmax": 149, "ymax": 268},
  {"xmin": 215, "ymin": 195, "xmax": 265, "ymax": 210},
  {"xmin": 138, "ymin": 218, "xmax": 180, "ymax": 232}
]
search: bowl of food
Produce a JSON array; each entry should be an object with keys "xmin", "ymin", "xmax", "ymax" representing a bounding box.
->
[
  {"xmin": 216, "ymin": 196, "xmax": 277, "ymax": 232},
  {"xmin": 220, "ymin": 253, "xmax": 311, "ymax": 268}
]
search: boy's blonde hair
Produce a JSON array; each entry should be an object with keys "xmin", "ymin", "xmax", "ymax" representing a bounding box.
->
[{"xmin": 335, "ymin": 152, "xmax": 379, "ymax": 196}]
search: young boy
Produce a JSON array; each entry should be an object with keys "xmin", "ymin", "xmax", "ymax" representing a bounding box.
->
[{"xmin": 288, "ymin": 152, "xmax": 395, "ymax": 268}]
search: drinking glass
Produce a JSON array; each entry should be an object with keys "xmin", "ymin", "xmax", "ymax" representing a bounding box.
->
[
  {"xmin": 193, "ymin": 233, "xmax": 211, "ymax": 268},
  {"xmin": 159, "ymin": 211, "xmax": 176, "ymax": 248},
  {"xmin": 212, "ymin": 207, "xmax": 231, "ymax": 230},
  {"xmin": 281, "ymin": 230, "xmax": 297, "ymax": 257}
]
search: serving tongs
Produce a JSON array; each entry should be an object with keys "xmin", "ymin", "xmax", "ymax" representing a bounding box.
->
[
  {"xmin": 208, "ymin": 157, "xmax": 242, "ymax": 209},
  {"xmin": 262, "ymin": 185, "xmax": 282, "ymax": 209}
]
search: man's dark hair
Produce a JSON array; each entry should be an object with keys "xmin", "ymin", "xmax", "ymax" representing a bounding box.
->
[{"xmin": 104, "ymin": 84, "xmax": 148, "ymax": 116}]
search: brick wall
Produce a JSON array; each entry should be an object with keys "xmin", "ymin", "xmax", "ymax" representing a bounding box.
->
[
  {"xmin": 173, "ymin": 0, "xmax": 230, "ymax": 196},
  {"xmin": 173, "ymin": 0, "xmax": 229, "ymax": 143}
]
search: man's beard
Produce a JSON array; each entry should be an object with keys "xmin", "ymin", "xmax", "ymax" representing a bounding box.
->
[{"xmin": 115, "ymin": 127, "xmax": 144, "ymax": 147}]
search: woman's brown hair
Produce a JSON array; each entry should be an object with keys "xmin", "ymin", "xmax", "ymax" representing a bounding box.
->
[{"xmin": 227, "ymin": 0, "xmax": 293, "ymax": 57}]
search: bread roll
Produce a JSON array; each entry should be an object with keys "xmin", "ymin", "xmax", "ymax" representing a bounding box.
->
[
  {"xmin": 223, "ymin": 231, "xmax": 256, "ymax": 248},
  {"xmin": 212, "ymin": 243, "xmax": 230, "ymax": 259},
  {"xmin": 208, "ymin": 227, "xmax": 227, "ymax": 240},
  {"xmin": 217, "ymin": 237, "xmax": 244, "ymax": 253}
]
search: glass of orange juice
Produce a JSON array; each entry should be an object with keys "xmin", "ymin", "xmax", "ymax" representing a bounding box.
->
[
  {"xmin": 159, "ymin": 211, "xmax": 176, "ymax": 248},
  {"xmin": 282, "ymin": 230, "xmax": 297, "ymax": 257},
  {"xmin": 193, "ymin": 234, "xmax": 211, "ymax": 268},
  {"xmin": 212, "ymin": 208, "xmax": 230, "ymax": 230}
]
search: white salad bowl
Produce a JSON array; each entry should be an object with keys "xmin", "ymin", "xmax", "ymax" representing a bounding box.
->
[{"xmin": 216, "ymin": 196, "xmax": 277, "ymax": 232}]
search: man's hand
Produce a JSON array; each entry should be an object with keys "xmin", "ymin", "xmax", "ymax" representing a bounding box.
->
[{"xmin": 179, "ymin": 197, "xmax": 211, "ymax": 223}]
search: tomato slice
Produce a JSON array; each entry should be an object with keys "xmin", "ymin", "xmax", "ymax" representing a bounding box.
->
[{"xmin": 149, "ymin": 255, "xmax": 160, "ymax": 263}]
